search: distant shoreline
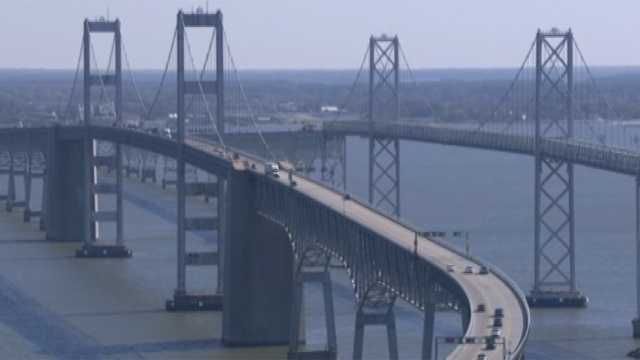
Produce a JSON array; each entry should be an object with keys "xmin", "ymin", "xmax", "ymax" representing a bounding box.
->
[{"xmin": 2, "ymin": 66, "xmax": 640, "ymax": 83}]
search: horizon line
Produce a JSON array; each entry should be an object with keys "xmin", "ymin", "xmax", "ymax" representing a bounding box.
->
[{"xmin": 2, "ymin": 64, "xmax": 640, "ymax": 72}]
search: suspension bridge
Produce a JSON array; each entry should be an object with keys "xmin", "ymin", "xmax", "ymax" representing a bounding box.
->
[{"xmin": 1, "ymin": 8, "xmax": 639, "ymax": 360}]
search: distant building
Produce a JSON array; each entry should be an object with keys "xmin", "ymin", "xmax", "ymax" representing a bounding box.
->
[
  {"xmin": 278, "ymin": 101, "xmax": 298, "ymax": 112},
  {"xmin": 321, "ymin": 105, "xmax": 339, "ymax": 113}
]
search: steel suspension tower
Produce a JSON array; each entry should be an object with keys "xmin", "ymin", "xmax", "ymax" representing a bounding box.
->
[
  {"xmin": 368, "ymin": 35, "xmax": 400, "ymax": 217},
  {"xmin": 77, "ymin": 18, "xmax": 131, "ymax": 258},
  {"xmin": 528, "ymin": 29, "xmax": 587, "ymax": 307},
  {"xmin": 167, "ymin": 9, "xmax": 226, "ymax": 311}
]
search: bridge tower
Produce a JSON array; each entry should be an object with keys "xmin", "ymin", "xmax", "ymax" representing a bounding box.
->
[
  {"xmin": 528, "ymin": 29, "xmax": 587, "ymax": 307},
  {"xmin": 368, "ymin": 35, "xmax": 400, "ymax": 217},
  {"xmin": 76, "ymin": 17, "xmax": 131, "ymax": 258},
  {"xmin": 167, "ymin": 9, "xmax": 226, "ymax": 311}
]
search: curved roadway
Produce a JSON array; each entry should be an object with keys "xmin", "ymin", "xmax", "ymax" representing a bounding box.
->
[{"xmin": 189, "ymin": 138, "xmax": 529, "ymax": 360}]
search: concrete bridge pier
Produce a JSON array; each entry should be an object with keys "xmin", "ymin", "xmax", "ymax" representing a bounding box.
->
[
  {"xmin": 288, "ymin": 245, "xmax": 337, "ymax": 360},
  {"xmin": 421, "ymin": 301, "xmax": 436, "ymax": 360},
  {"xmin": 461, "ymin": 303, "xmax": 471, "ymax": 336},
  {"xmin": 222, "ymin": 170, "xmax": 294, "ymax": 346},
  {"xmin": 5, "ymin": 151, "xmax": 15, "ymax": 212},
  {"xmin": 45, "ymin": 133, "xmax": 89, "ymax": 243},
  {"xmin": 166, "ymin": 169, "xmax": 224, "ymax": 312},
  {"xmin": 75, "ymin": 141, "xmax": 131, "ymax": 258},
  {"xmin": 0, "ymin": 150, "xmax": 10, "ymax": 202},
  {"xmin": 161, "ymin": 157, "xmax": 176, "ymax": 189},
  {"xmin": 320, "ymin": 134, "xmax": 346, "ymax": 190},
  {"xmin": 353, "ymin": 284, "xmax": 399, "ymax": 360},
  {"xmin": 22, "ymin": 150, "xmax": 46, "ymax": 224},
  {"xmin": 22, "ymin": 149, "xmax": 47, "ymax": 226},
  {"xmin": 6, "ymin": 151, "xmax": 27, "ymax": 213},
  {"xmin": 38, "ymin": 161, "xmax": 47, "ymax": 231},
  {"xmin": 634, "ymin": 175, "xmax": 640, "ymax": 338},
  {"xmin": 123, "ymin": 146, "xmax": 140, "ymax": 178},
  {"xmin": 140, "ymin": 150, "xmax": 158, "ymax": 183}
]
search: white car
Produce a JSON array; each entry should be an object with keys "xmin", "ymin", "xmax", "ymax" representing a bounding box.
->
[
  {"xmin": 265, "ymin": 162, "xmax": 280, "ymax": 178},
  {"xmin": 446, "ymin": 264, "xmax": 455, "ymax": 272},
  {"xmin": 491, "ymin": 328, "xmax": 502, "ymax": 338}
]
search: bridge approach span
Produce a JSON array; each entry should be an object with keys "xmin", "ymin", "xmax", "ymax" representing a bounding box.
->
[{"xmin": 0, "ymin": 125, "xmax": 530, "ymax": 359}]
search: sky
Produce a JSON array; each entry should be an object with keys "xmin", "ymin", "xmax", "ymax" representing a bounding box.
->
[{"xmin": 1, "ymin": 0, "xmax": 639, "ymax": 70}]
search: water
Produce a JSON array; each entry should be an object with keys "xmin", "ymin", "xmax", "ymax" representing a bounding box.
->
[
  {"xmin": 2, "ymin": 133, "xmax": 639, "ymax": 359},
  {"xmin": 340, "ymin": 136, "xmax": 640, "ymax": 359}
]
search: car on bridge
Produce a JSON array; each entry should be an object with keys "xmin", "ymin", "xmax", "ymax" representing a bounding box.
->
[{"xmin": 265, "ymin": 162, "xmax": 280, "ymax": 178}]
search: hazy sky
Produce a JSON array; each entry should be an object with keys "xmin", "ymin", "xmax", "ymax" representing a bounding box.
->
[{"xmin": 1, "ymin": 1, "xmax": 639, "ymax": 69}]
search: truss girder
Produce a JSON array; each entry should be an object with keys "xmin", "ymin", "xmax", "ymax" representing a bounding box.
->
[{"xmin": 254, "ymin": 176, "xmax": 465, "ymax": 311}]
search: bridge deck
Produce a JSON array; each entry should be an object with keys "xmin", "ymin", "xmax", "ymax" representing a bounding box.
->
[
  {"xmin": 191, "ymin": 138, "xmax": 529, "ymax": 359},
  {"xmin": 0, "ymin": 126, "xmax": 529, "ymax": 359}
]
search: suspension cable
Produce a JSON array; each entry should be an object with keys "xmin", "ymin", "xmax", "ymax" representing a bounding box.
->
[
  {"xmin": 185, "ymin": 25, "xmax": 217, "ymax": 118},
  {"xmin": 332, "ymin": 44, "xmax": 369, "ymax": 123},
  {"xmin": 182, "ymin": 17, "xmax": 226, "ymax": 149},
  {"xmin": 477, "ymin": 38, "xmax": 536, "ymax": 134},
  {"xmin": 60, "ymin": 37, "xmax": 84, "ymax": 124},
  {"xmin": 146, "ymin": 28, "xmax": 177, "ymax": 120},
  {"xmin": 122, "ymin": 40, "xmax": 149, "ymax": 119},
  {"xmin": 89, "ymin": 39, "xmax": 111, "ymax": 112},
  {"xmin": 224, "ymin": 30, "xmax": 276, "ymax": 160},
  {"xmin": 574, "ymin": 39, "xmax": 624, "ymax": 147}
]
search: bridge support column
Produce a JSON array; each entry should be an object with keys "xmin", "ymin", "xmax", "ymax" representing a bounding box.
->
[
  {"xmin": 22, "ymin": 150, "xmax": 46, "ymax": 225},
  {"xmin": 75, "ymin": 141, "xmax": 131, "ymax": 258},
  {"xmin": 167, "ymin": 9, "xmax": 226, "ymax": 312},
  {"xmin": 166, "ymin": 172, "xmax": 224, "ymax": 312},
  {"xmin": 22, "ymin": 151, "xmax": 31, "ymax": 221},
  {"xmin": 140, "ymin": 151, "xmax": 158, "ymax": 183},
  {"xmin": 421, "ymin": 301, "xmax": 436, "ymax": 360},
  {"xmin": 45, "ymin": 131, "xmax": 89, "ymax": 242},
  {"xmin": 288, "ymin": 246, "xmax": 337, "ymax": 360},
  {"xmin": 5, "ymin": 151, "xmax": 15, "ymax": 212},
  {"xmin": 321, "ymin": 134, "xmax": 346, "ymax": 191},
  {"xmin": 23, "ymin": 151, "xmax": 46, "ymax": 225},
  {"xmin": 460, "ymin": 302, "xmax": 471, "ymax": 334},
  {"xmin": 38, "ymin": 163, "xmax": 47, "ymax": 231},
  {"xmin": 72, "ymin": 18, "xmax": 130, "ymax": 258},
  {"xmin": 0, "ymin": 150, "xmax": 10, "ymax": 202},
  {"xmin": 162, "ymin": 157, "xmax": 176, "ymax": 189},
  {"xmin": 528, "ymin": 29, "xmax": 587, "ymax": 308},
  {"xmin": 634, "ymin": 176, "xmax": 640, "ymax": 338},
  {"xmin": 222, "ymin": 169, "xmax": 294, "ymax": 346},
  {"xmin": 6, "ymin": 152, "xmax": 26, "ymax": 212},
  {"xmin": 353, "ymin": 284, "xmax": 398, "ymax": 360}
]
